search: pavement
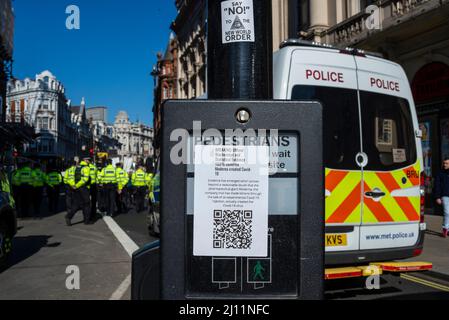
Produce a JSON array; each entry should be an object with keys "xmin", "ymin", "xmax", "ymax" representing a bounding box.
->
[
  {"xmin": 0, "ymin": 211, "xmax": 133, "ymax": 300},
  {"xmin": 406, "ymin": 213, "xmax": 449, "ymax": 275}
]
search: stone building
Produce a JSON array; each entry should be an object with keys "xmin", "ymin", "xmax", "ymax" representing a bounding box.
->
[
  {"xmin": 152, "ymin": 33, "xmax": 178, "ymax": 152},
  {"xmin": 70, "ymin": 97, "xmax": 94, "ymax": 158},
  {"xmin": 6, "ymin": 71, "xmax": 79, "ymax": 159},
  {"xmin": 87, "ymin": 106, "xmax": 120, "ymax": 157},
  {"xmin": 170, "ymin": 0, "xmax": 207, "ymax": 100},
  {"xmin": 114, "ymin": 111, "xmax": 154, "ymax": 161}
]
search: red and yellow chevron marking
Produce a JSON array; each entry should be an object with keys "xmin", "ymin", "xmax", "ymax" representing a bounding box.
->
[
  {"xmin": 363, "ymin": 163, "xmax": 420, "ymax": 224},
  {"xmin": 325, "ymin": 169, "xmax": 362, "ymax": 224},
  {"xmin": 325, "ymin": 163, "xmax": 421, "ymax": 225}
]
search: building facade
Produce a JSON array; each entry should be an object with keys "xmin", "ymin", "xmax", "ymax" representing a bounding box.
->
[
  {"xmin": 171, "ymin": 0, "xmax": 207, "ymax": 100},
  {"xmin": 114, "ymin": 111, "xmax": 154, "ymax": 161},
  {"xmin": 152, "ymin": 34, "xmax": 178, "ymax": 153},
  {"xmin": 6, "ymin": 71, "xmax": 81, "ymax": 159},
  {"xmin": 87, "ymin": 106, "xmax": 120, "ymax": 157},
  {"xmin": 70, "ymin": 97, "xmax": 93, "ymax": 159},
  {"xmin": 168, "ymin": 0, "xmax": 299, "ymax": 104}
]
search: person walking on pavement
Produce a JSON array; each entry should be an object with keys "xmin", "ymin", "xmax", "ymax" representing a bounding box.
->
[
  {"xmin": 115, "ymin": 163, "xmax": 129, "ymax": 214},
  {"xmin": 132, "ymin": 165, "xmax": 148, "ymax": 213},
  {"xmin": 96, "ymin": 162, "xmax": 106, "ymax": 214},
  {"xmin": 83, "ymin": 157, "xmax": 98, "ymax": 222},
  {"xmin": 125, "ymin": 171, "xmax": 133, "ymax": 211},
  {"xmin": 435, "ymin": 158, "xmax": 449, "ymax": 238},
  {"xmin": 64, "ymin": 157, "xmax": 92, "ymax": 226},
  {"xmin": 97, "ymin": 159, "xmax": 117, "ymax": 217},
  {"xmin": 31, "ymin": 163, "xmax": 46, "ymax": 218},
  {"xmin": 46, "ymin": 166, "xmax": 63, "ymax": 215}
]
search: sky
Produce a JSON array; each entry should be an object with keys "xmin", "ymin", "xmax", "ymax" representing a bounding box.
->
[{"xmin": 11, "ymin": 0, "xmax": 178, "ymax": 126}]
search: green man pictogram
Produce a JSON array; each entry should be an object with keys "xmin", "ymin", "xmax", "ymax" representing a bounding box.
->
[{"xmin": 253, "ymin": 261, "xmax": 265, "ymax": 281}]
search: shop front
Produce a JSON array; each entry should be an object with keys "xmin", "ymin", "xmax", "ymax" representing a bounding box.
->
[{"xmin": 413, "ymin": 62, "xmax": 449, "ymax": 211}]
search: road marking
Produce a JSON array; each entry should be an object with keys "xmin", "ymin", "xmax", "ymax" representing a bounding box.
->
[
  {"xmin": 109, "ymin": 274, "xmax": 131, "ymax": 300},
  {"xmin": 401, "ymin": 274, "xmax": 449, "ymax": 292},
  {"xmin": 102, "ymin": 216, "xmax": 139, "ymax": 300},
  {"xmin": 102, "ymin": 216, "xmax": 139, "ymax": 257}
]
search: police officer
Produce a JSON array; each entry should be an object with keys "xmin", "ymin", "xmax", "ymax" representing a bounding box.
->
[
  {"xmin": 145, "ymin": 169, "xmax": 154, "ymax": 212},
  {"xmin": 12, "ymin": 161, "xmax": 34, "ymax": 217},
  {"xmin": 98, "ymin": 159, "xmax": 117, "ymax": 217},
  {"xmin": 115, "ymin": 163, "xmax": 129, "ymax": 214},
  {"xmin": 1, "ymin": 168, "xmax": 15, "ymax": 209},
  {"xmin": 64, "ymin": 157, "xmax": 91, "ymax": 226},
  {"xmin": 132, "ymin": 165, "xmax": 147, "ymax": 213},
  {"xmin": 31, "ymin": 163, "xmax": 46, "ymax": 218},
  {"xmin": 83, "ymin": 158, "xmax": 98, "ymax": 222},
  {"xmin": 11, "ymin": 163, "xmax": 20, "ymax": 211},
  {"xmin": 46, "ymin": 166, "xmax": 63, "ymax": 215}
]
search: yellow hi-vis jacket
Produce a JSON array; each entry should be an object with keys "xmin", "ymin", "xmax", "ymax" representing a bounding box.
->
[
  {"xmin": 88, "ymin": 163, "xmax": 98, "ymax": 184},
  {"xmin": 46, "ymin": 172, "xmax": 63, "ymax": 188},
  {"xmin": 98, "ymin": 165, "xmax": 117, "ymax": 184},
  {"xmin": 31, "ymin": 168, "xmax": 46, "ymax": 187},
  {"xmin": 131, "ymin": 169, "xmax": 146, "ymax": 187},
  {"xmin": 64, "ymin": 166, "xmax": 90, "ymax": 189},
  {"xmin": 116, "ymin": 167, "xmax": 129, "ymax": 191},
  {"xmin": 12, "ymin": 166, "xmax": 33, "ymax": 186}
]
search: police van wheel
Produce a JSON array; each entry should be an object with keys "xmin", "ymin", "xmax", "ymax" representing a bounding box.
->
[{"xmin": 0, "ymin": 222, "xmax": 12, "ymax": 271}]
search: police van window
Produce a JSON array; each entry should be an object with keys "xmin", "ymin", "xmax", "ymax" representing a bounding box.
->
[
  {"xmin": 291, "ymin": 85, "xmax": 361, "ymax": 170},
  {"xmin": 360, "ymin": 91, "xmax": 416, "ymax": 171}
]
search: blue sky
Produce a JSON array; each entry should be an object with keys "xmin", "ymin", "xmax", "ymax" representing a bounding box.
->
[{"xmin": 12, "ymin": 0, "xmax": 177, "ymax": 126}]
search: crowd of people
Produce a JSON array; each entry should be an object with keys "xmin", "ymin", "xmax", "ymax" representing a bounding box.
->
[{"xmin": 11, "ymin": 156, "xmax": 156, "ymax": 226}]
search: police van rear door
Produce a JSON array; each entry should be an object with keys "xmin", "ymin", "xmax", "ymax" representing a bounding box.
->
[
  {"xmin": 287, "ymin": 47, "xmax": 363, "ymax": 253},
  {"xmin": 355, "ymin": 56, "xmax": 421, "ymax": 250}
]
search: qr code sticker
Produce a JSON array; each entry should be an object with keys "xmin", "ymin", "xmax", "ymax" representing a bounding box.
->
[{"xmin": 213, "ymin": 210, "xmax": 253, "ymax": 249}]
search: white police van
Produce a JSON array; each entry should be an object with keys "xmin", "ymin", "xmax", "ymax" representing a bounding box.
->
[{"xmin": 274, "ymin": 39, "xmax": 426, "ymax": 265}]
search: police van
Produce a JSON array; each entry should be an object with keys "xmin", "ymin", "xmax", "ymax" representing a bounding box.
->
[{"xmin": 274, "ymin": 39, "xmax": 426, "ymax": 266}]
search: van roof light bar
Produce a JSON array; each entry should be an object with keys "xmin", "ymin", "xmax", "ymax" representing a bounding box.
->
[
  {"xmin": 280, "ymin": 39, "xmax": 337, "ymax": 50},
  {"xmin": 280, "ymin": 39, "xmax": 384, "ymax": 58}
]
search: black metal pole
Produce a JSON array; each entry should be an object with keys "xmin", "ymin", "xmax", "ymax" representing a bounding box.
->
[{"xmin": 207, "ymin": 0, "xmax": 273, "ymax": 100}]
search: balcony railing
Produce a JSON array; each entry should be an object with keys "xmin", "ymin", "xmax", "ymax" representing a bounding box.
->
[
  {"xmin": 325, "ymin": 11, "xmax": 369, "ymax": 45},
  {"xmin": 324, "ymin": 0, "xmax": 443, "ymax": 46},
  {"xmin": 387, "ymin": 0, "xmax": 434, "ymax": 16}
]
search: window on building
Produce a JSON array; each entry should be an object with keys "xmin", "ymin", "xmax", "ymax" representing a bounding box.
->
[
  {"xmin": 40, "ymin": 117, "xmax": 49, "ymax": 130},
  {"xmin": 298, "ymin": 0, "xmax": 310, "ymax": 32}
]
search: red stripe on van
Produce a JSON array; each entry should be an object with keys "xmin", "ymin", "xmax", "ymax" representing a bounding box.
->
[
  {"xmin": 375, "ymin": 172, "xmax": 399, "ymax": 192},
  {"xmin": 375, "ymin": 172, "xmax": 419, "ymax": 222},
  {"xmin": 326, "ymin": 171, "xmax": 349, "ymax": 193},
  {"xmin": 395, "ymin": 198, "xmax": 420, "ymax": 222},
  {"xmin": 363, "ymin": 182, "xmax": 394, "ymax": 222},
  {"xmin": 327, "ymin": 182, "xmax": 361, "ymax": 224}
]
